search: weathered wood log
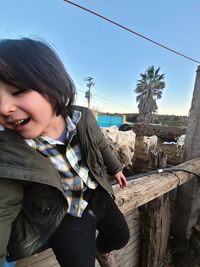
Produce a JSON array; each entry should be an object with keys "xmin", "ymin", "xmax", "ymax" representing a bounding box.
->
[
  {"xmin": 140, "ymin": 194, "xmax": 170, "ymax": 267},
  {"xmin": 173, "ymin": 65, "xmax": 200, "ymax": 242},
  {"xmin": 113, "ymin": 157, "xmax": 200, "ymax": 215}
]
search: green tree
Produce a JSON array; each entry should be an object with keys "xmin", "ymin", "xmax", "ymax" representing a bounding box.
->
[{"xmin": 134, "ymin": 66, "xmax": 165, "ymax": 124}]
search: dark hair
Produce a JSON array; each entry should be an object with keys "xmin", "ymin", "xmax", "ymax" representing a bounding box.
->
[{"xmin": 0, "ymin": 38, "xmax": 76, "ymax": 115}]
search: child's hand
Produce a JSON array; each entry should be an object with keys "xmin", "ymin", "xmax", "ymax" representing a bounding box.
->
[{"xmin": 114, "ymin": 171, "xmax": 127, "ymax": 188}]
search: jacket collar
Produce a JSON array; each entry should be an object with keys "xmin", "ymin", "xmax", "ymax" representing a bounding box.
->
[{"xmin": 0, "ymin": 128, "xmax": 63, "ymax": 192}]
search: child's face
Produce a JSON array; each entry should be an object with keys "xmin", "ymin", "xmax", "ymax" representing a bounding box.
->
[{"xmin": 0, "ymin": 81, "xmax": 65, "ymax": 139}]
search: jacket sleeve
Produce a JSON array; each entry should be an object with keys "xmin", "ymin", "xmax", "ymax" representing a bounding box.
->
[
  {"xmin": 87, "ymin": 110, "xmax": 122, "ymax": 175},
  {"xmin": 0, "ymin": 179, "xmax": 23, "ymax": 256}
]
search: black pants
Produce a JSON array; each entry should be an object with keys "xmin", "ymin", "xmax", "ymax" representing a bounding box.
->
[{"xmin": 48, "ymin": 186, "xmax": 130, "ymax": 267}]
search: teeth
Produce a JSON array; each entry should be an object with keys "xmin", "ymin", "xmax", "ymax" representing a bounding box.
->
[{"xmin": 15, "ymin": 119, "xmax": 25, "ymax": 126}]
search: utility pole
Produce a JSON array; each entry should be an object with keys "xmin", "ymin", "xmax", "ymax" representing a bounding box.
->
[{"xmin": 84, "ymin": 77, "xmax": 95, "ymax": 109}]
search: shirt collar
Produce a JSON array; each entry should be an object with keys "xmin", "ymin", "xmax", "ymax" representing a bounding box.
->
[
  {"xmin": 25, "ymin": 110, "xmax": 81, "ymax": 146},
  {"xmin": 66, "ymin": 110, "xmax": 81, "ymax": 133}
]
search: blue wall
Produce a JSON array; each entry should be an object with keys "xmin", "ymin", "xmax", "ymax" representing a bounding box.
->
[{"xmin": 97, "ymin": 115, "xmax": 123, "ymax": 128}]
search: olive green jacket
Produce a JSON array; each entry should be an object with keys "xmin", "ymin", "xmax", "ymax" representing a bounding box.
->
[{"xmin": 0, "ymin": 106, "xmax": 122, "ymax": 260}]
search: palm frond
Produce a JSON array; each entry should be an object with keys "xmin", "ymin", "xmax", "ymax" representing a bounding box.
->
[{"xmin": 134, "ymin": 65, "xmax": 166, "ymax": 123}]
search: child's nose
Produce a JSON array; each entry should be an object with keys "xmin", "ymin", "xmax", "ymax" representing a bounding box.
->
[{"xmin": 0, "ymin": 101, "xmax": 16, "ymax": 116}]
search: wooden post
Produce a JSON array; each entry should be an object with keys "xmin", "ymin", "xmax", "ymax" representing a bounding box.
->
[
  {"xmin": 140, "ymin": 194, "xmax": 170, "ymax": 267},
  {"xmin": 140, "ymin": 150, "xmax": 169, "ymax": 267},
  {"xmin": 184, "ymin": 66, "xmax": 200, "ymax": 161},
  {"xmin": 172, "ymin": 65, "xmax": 200, "ymax": 241}
]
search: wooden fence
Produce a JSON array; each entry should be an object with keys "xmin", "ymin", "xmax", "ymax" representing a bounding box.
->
[{"xmin": 12, "ymin": 158, "xmax": 200, "ymax": 267}]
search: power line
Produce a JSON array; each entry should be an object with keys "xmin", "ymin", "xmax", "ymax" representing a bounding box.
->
[
  {"xmin": 63, "ymin": 0, "xmax": 200, "ymax": 65},
  {"xmin": 77, "ymin": 89, "xmax": 133, "ymax": 110},
  {"xmin": 94, "ymin": 93, "xmax": 133, "ymax": 109}
]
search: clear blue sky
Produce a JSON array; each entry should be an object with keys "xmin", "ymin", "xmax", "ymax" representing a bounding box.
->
[{"xmin": 1, "ymin": 0, "xmax": 200, "ymax": 115}]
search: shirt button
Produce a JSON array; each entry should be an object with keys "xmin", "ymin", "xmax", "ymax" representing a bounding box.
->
[{"xmin": 75, "ymin": 204, "xmax": 79, "ymax": 209}]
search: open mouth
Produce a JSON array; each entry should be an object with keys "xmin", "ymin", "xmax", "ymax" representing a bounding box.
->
[{"xmin": 15, "ymin": 118, "xmax": 31, "ymax": 128}]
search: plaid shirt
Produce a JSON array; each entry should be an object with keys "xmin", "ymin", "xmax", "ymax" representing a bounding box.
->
[{"xmin": 25, "ymin": 110, "xmax": 97, "ymax": 217}]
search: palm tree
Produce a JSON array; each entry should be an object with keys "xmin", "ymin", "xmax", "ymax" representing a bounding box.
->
[{"xmin": 134, "ymin": 66, "xmax": 165, "ymax": 124}]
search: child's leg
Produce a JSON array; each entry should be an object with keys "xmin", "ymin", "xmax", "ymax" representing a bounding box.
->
[
  {"xmin": 48, "ymin": 210, "xmax": 97, "ymax": 267},
  {"xmin": 48, "ymin": 187, "xmax": 129, "ymax": 266},
  {"xmin": 95, "ymin": 188, "xmax": 130, "ymax": 254}
]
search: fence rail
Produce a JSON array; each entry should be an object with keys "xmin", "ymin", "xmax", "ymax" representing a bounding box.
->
[{"xmin": 114, "ymin": 158, "xmax": 200, "ymax": 214}]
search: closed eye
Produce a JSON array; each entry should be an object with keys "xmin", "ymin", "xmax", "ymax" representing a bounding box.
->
[{"xmin": 12, "ymin": 89, "xmax": 27, "ymax": 96}]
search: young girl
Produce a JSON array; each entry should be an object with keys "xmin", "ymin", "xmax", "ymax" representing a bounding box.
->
[{"xmin": 0, "ymin": 38, "xmax": 130, "ymax": 267}]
